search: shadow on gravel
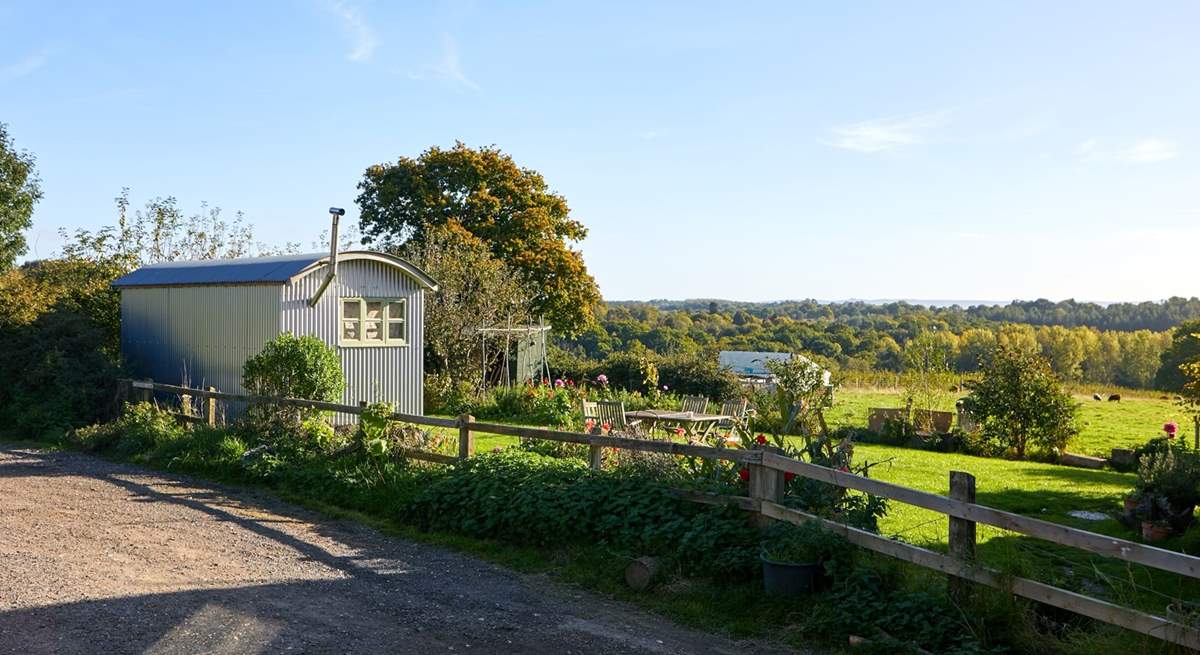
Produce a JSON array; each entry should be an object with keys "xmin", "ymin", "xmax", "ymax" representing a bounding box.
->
[{"xmin": 0, "ymin": 447, "xmax": 796, "ymax": 655}]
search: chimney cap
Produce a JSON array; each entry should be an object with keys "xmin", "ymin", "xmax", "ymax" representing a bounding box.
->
[{"xmin": 329, "ymin": 207, "xmax": 346, "ymax": 216}]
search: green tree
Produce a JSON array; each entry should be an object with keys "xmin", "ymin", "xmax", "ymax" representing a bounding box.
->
[
  {"xmin": 401, "ymin": 222, "xmax": 533, "ymax": 385},
  {"xmin": 1155, "ymin": 320, "xmax": 1200, "ymax": 390},
  {"xmin": 0, "ymin": 123, "xmax": 43, "ymax": 270},
  {"xmin": 903, "ymin": 331, "xmax": 955, "ymax": 431},
  {"xmin": 963, "ymin": 346, "xmax": 1079, "ymax": 459},
  {"xmin": 356, "ymin": 142, "xmax": 601, "ymax": 333}
]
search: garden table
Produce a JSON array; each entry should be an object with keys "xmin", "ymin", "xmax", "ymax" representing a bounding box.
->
[{"xmin": 623, "ymin": 409, "xmax": 732, "ymax": 438}]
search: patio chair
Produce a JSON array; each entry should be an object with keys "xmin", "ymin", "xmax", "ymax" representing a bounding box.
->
[
  {"xmin": 717, "ymin": 398, "xmax": 749, "ymax": 429},
  {"xmin": 596, "ymin": 400, "xmax": 641, "ymax": 434},
  {"xmin": 581, "ymin": 399, "xmax": 599, "ymax": 422},
  {"xmin": 680, "ymin": 395, "xmax": 709, "ymax": 414}
]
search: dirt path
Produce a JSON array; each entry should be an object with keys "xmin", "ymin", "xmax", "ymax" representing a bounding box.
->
[{"xmin": 0, "ymin": 447, "xmax": 800, "ymax": 655}]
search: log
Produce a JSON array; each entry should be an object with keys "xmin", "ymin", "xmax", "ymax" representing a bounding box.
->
[{"xmin": 624, "ymin": 556, "xmax": 660, "ymax": 591}]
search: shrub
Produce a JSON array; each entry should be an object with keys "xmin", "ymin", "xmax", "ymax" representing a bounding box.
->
[
  {"xmin": 242, "ymin": 333, "xmax": 343, "ymax": 428},
  {"xmin": 407, "ymin": 450, "xmax": 761, "ymax": 577},
  {"xmin": 69, "ymin": 402, "xmax": 184, "ymax": 458},
  {"xmin": 962, "ymin": 346, "xmax": 1079, "ymax": 459}
]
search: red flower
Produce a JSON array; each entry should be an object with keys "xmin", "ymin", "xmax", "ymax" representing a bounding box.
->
[
  {"xmin": 754, "ymin": 434, "xmax": 767, "ymax": 445},
  {"xmin": 585, "ymin": 418, "xmax": 596, "ymax": 430},
  {"xmin": 838, "ymin": 466, "xmax": 850, "ymax": 473},
  {"xmin": 785, "ymin": 472, "xmax": 795, "ymax": 482},
  {"xmin": 601, "ymin": 422, "xmax": 611, "ymax": 431},
  {"xmin": 674, "ymin": 427, "xmax": 686, "ymax": 437},
  {"xmin": 738, "ymin": 468, "xmax": 750, "ymax": 481}
]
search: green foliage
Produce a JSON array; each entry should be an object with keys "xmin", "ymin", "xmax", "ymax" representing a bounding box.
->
[
  {"xmin": 407, "ymin": 450, "xmax": 761, "ymax": 577},
  {"xmin": 803, "ymin": 567, "xmax": 1007, "ymax": 655},
  {"xmin": 242, "ymin": 333, "xmax": 344, "ymax": 428},
  {"xmin": 1134, "ymin": 444, "xmax": 1200, "ymax": 512},
  {"xmin": 69, "ymin": 402, "xmax": 185, "ymax": 458},
  {"xmin": 0, "ymin": 123, "xmax": 42, "ymax": 270},
  {"xmin": 0, "ymin": 260, "xmax": 126, "ymax": 439},
  {"xmin": 760, "ymin": 521, "xmax": 849, "ymax": 571},
  {"xmin": 357, "ymin": 142, "xmax": 601, "ymax": 333},
  {"xmin": 963, "ymin": 346, "xmax": 1080, "ymax": 459},
  {"xmin": 401, "ymin": 224, "xmax": 533, "ymax": 385},
  {"xmin": 1155, "ymin": 321, "xmax": 1200, "ymax": 391}
]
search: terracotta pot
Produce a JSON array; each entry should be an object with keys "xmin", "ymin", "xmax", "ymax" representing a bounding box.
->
[
  {"xmin": 1123, "ymin": 496, "xmax": 1141, "ymax": 514},
  {"xmin": 1142, "ymin": 521, "xmax": 1173, "ymax": 543}
]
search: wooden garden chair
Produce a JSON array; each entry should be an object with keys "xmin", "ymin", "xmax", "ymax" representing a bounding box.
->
[
  {"xmin": 717, "ymin": 398, "xmax": 748, "ymax": 429},
  {"xmin": 581, "ymin": 399, "xmax": 599, "ymax": 422},
  {"xmin": 680, "ymin": 395, "xmax": 709, "ymax": 414},
  {"xmin": 596, "ymin": 400, "xmax": 641, "ymax": 435}
]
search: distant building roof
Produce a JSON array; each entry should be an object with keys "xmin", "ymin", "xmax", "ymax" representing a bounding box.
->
[
  {"xmin": 111, "ymin": 251, "xmax": 438, "ymax": 290},
  {"xmin": 718, "ymin": 350, "xmax": 831, "ymax": 385}
]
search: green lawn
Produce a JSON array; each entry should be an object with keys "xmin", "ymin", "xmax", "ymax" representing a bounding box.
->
[{"xmin": 829, "ymin": 386, "xmax": 1194, "ymax": 457}]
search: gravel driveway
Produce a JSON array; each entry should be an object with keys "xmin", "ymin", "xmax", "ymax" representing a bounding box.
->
[{"xmin": 0, "ymin": 447, "xmax": 799, "ymax": 655}]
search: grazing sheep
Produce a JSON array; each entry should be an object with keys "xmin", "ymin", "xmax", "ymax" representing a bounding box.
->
[
  {"xmin": 1108, "ymin": 394, "xmax": 1121, "ymax": 402},
  {"xmin": 1093, "ymin": 393, "xmax": 1103, "ymax": 401}
]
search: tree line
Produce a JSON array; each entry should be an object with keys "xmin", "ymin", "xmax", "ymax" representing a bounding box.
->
[{"xmin": 562, "ymin": 302, "xmax": 1199, "ymax": 390}]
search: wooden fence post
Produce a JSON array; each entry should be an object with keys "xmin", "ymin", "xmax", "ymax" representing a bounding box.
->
[
  {"xmin": 589, "ymin": 442, "xmax": 604, "ymax": 470},
  {"xmin": 458, "ymin": 414, "xmax": 475, "ymax": 460},
  {"xmin": 205, "ymin": 386, "xmax": 217, "ymax": 427},
  {"xmin": 180, "ymin": 394, "xmax": 192, "ymax": 417},
  {"xmin": 140, "ymin": 378, "xmax": 153, "ymax": 404},
  {"xmin": 948, "ymin": 470, "xmax": 977, "ymax": 605},
  {"xmin": 748, "ymin": 449, "xmax": 784, "ymax": 528}
]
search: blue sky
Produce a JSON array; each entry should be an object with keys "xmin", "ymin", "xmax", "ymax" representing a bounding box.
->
[{"xmin": 3, "ymin": 1, "xmax": 1198, "ymax": 302}]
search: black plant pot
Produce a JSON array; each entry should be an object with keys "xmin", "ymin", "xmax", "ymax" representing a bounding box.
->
[{"xmin": 761, "ymin": 554, "xmax": 822, "ymax": 596}]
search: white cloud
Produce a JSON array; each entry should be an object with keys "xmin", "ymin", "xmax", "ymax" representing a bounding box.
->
[
  {"xmin": 323, "ymin": 0, "xmax": 378, "ymax": 62},
  {"xmin": 825, "ymin": 110, "xmax": 949, "ymax": 153},
  {"xmin": 1, "ymin": 48, "xmax": 51, "ymax": 82},
  {"xmin": 1075, "ymin": 137, "xmax": 1179, "ymax": 164},
  {"xmin": 1122, "ymin": 138, "xmax": 1178, "ymax": 163},
  {"xmin": 406, "ymin": 34, "xmax": 479, "ymax": 91}
]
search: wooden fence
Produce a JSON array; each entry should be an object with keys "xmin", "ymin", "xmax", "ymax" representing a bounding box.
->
[{"xmin": 122, "ymin": 379, "xmax": 1200, "ymax": 650}]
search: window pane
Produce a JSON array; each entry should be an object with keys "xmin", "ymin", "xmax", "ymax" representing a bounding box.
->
[
  {"xmin": 365, "ymin": 302, "xmax": 383, "ymax": 321},
  {"xmin": 388, "ymin": 322, "xmax": 404, "ymax": 340},
  {"xmin": 343, "ymin": 300, "xmax": 360, "ymax": 319},
  {"xmin": 342, "ymin": 320, "xmax": 359, "ymax": 340},
  {"xmin": 387, "ymin": 302, "xmax": 404, "ymax": 321},
  {"xmin": 363, "ymin": 321, "xmax": 382, "ymax": 341}
]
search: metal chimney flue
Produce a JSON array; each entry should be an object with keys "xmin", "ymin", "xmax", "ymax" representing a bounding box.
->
[{"xmin": 308, "ymin": 206, "xmax": 346, "ymax": 307}]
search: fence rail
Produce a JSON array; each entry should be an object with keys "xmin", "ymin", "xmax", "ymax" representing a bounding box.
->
[{"xmin": 120, "ymin": 379, "xmax": 1200, "ymax": 650}]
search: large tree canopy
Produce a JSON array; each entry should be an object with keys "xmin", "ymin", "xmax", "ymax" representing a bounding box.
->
[
  {"xmin": 356, "ymin": 143, "xmax": 601, "ymax": 333},
  {"xmin": 0, "ymin": 123, "xmax": 43, "ymax": 270}
]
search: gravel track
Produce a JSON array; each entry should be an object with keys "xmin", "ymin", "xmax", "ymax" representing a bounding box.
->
[{"xmin": 0, "ymin": 447, "xmax": 800, "ymax": 655}]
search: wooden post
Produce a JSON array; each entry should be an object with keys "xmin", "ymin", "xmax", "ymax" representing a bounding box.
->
[
  {"xmin": 205, "ymin": 386, "xmax": 217, "ymax": 427},
  {"xmin": 748, "ymin": 449, "xmax": 785, "ymax": 528},
  {"xmin": 948, "ymin": 470, "xmax": 977, "ymax": 605},
  {"xmin": 180, "ymin": 394, "xmax": 192, "ymax": 417},
  {"xmin": 589, "ymin": 443, "xmax": 604, "ymax": 470},
  {"xmin": 140, "ymin": 378, "xmax": 153, "ymax": 404},
  {"xmin": 458, "ymin": 414, "xmax": 475, "ymax": 460}
]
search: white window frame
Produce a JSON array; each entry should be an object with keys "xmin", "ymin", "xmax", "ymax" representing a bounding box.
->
[{"xmin": 339, "ymin": 297, "xmax": 407, "ymax": 347}]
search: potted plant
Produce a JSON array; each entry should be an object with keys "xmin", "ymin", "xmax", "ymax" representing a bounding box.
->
[
  {"xmin": 760, "ymin": 521, "xmax": 847, "ymax": 596},
  {"xmin": 1142, "ymin": 519, "xmax": 1173, "ymax": 543},
  {"xmin": 1132, "ymin": 444, "xmax": 1200, "ymax": 536}
]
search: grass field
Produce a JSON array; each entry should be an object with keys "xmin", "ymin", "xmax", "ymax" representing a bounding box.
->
[{"xmin": 827, "ymin": 385, "xmax": 1195, "ymax": 457}]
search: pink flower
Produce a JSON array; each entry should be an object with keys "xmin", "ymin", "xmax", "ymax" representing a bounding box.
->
[
  {"xmin": 585, "ymin": 418, "xmax": 596, "ymax": 430},
  {"xmin": 1164, "ymin": 422, "xmax": 1179, "ymax": 436},
  {"xmin": 662, "ymin": 385, "xmax": 669, "ymax": 391},
  {"xmin": 838, "ymin": 466, "xmax": 850, "ymax": 473},
  {"xmin": 596, "ymin": 374, "xmax": 608, "ymax": 385},
  {"xmin": 674, "ymin": 428, "xmax": 685, "ymax": 437},
  {"xmin": 554, "ymin": 379, "xmax": 565, "ymax": 388}
]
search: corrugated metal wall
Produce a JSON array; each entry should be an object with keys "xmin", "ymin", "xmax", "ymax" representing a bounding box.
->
[
  {"xmin": 120, "ymin": 285, "xmax": 282, "ymax": 396},
  {"xmin": 280, "ymin": 259, "xmax": 426, "ymax": 417}
]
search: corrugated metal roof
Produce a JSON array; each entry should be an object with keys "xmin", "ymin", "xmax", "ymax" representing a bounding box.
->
[{"xmin": 111, "ymin": 251, "xmax": 438, "ymax": 289}]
